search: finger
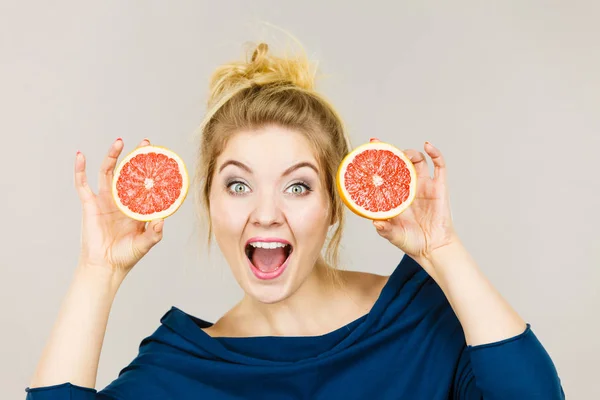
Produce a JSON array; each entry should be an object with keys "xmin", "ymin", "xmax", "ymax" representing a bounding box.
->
[
  {"xmin": 98, "ymin": 138, "xmax": 124, "ymax": 193},
  {"xmin": 402, "ymin": 149, "xmax": 430, "ymax": 178},
  {"xmin": 373, "ymin": 220, "xmax": 393, "ymax": 239},
  {"xmin": 132, "ymin": 218, "xmax": 164, "ymax": 256},
  {"xmin": 98, "ymin": 138, "xmax": 151, "ymax": 193},
  {"xmin": 74, "ymin": 151, "xmax": 96, "ymax": 204},
  {"xmin": 424, "ymin": 142, "xmax": 447, "ymax": 181}
]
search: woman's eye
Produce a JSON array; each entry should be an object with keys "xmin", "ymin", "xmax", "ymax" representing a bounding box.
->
[
  {"xmin": 227, "ymin": 181, "xmax": 311, "ymax": 196},
  {"xmin": 288, "ymin": 184, "xmax": 304, "ymax": 195},
  {"xmin": 286, "ymin": 183, "xmax": 311, "ymax": 195},
  {"xmin": 228, "ymin": 182, "xmax": 249, "ymax": 195}
]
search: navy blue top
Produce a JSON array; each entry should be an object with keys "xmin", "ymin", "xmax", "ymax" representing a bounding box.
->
[{"xmin": 25, "ymin": 255, "xmax": 565, "ymax": 399}]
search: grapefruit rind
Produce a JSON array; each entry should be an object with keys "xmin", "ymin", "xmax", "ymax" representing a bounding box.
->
[
  {"xmin": 111, "ymin": 145, "xmax": 189, "ymax": 222},
  {"xmin": 336, "ymin": 140, "xmax": 417, "ymax": 221}
]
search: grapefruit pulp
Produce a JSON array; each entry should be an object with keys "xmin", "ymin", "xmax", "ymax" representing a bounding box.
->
[
  {"xmin": 336, "ymin": 138, "xmax": 417, "ymax": 220},
  {"xmin": 112, "ymin": 145, "xmax": 189, "ymax": 221}
]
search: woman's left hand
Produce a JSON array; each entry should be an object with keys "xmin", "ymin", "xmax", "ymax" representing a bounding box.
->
[{"xmin": 373, "ymin": 141, "xmax": 459, "ymax": 275}]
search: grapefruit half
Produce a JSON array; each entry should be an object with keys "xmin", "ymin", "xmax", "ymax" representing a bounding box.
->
[
  {"xmin": 112, "ymin": 145, "xmax": 189, "ymax": 221},
  {"xmin": 336, "ymin": 138, "xmax": 417, "ymax": 220}
]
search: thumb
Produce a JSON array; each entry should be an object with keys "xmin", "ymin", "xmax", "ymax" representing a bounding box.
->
[
  {"xmin": 373, "ymin": 220, "xmax": 392, "ymax": 238},
  {"xmin": 133, "ymin": 219, "xmax": 164, "ymax": 256}
]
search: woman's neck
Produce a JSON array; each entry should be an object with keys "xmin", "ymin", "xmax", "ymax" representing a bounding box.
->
[{"xmin": 223, "ymin": 260, "xmax": 367, "ymax": 337}]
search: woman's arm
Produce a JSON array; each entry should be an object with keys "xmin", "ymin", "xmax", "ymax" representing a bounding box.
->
[
  {"xmin": 28, "ymin": 139, "xmax": 164, "ymax": 392},
  {"xmin": 414, "ymin": 240, "xmax": 565, "ymax": 399},
  {"xmin": 373, "ymin": 142, "xmax": 563, "ymax": 397},
  {"xmin": 29, "ymin": 265, "xmax": 122, "ymax": 389},
  {"xmin": 416, "ymin": 239, "xmax": 526, "ymax": 346}
]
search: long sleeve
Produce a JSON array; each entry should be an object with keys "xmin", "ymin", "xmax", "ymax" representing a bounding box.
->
[
  {"xmin": 25, "ymin": 383, "xmax": 107, "ymax": 400},
  {"xmin": 452, "ymin": 324, "xmax": 565, "ymax": 399}
]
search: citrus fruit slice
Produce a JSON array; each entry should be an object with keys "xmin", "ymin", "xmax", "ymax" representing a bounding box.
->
[
  {"xmin": 112, "ymin": 145, "xmax": 189, "ymax": 221},
  {"xmin": 336, "ymin": 138, "xmax": 417, "ymax": 220}
]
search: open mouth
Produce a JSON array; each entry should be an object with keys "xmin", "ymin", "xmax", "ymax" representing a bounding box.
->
[{"xmin": 245, "ymin": 242, "xmax": 293, "ymax": 279}]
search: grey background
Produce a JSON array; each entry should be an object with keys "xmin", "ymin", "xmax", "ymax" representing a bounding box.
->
[{"xmin": 1, "ymin": 1, "xmax": 599, "ymax": 398}]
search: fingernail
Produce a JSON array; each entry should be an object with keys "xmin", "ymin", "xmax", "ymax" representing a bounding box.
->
[
  {"xmin": 154, "ymin": 220, "xmax": 164, "ymax": 233},
  {"xmin": 375, "ymin": 222, "xmax": 384, "ymax": 231},
  {"xmin": 116, "ymin": 137, "xmax": 122, "ymax": 142},
  {"xmin": 425, "ymin": 141, "xmax": 433, "ymax": 147},
  {"xmin": 76, "ymin": 150, "xmax": 82, "ymax": 158}
]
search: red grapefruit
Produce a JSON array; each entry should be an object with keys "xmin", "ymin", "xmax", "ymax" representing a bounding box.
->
[
  {"xmin": 112, "ymin": 145, "xmax": 189, "ymax": 221},
  {"xmin": 336, "ymin": 138, "xmax": 417, "ymax": 220}
]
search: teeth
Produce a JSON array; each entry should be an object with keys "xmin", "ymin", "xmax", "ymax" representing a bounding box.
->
[{"xmin": 249, "ymin": 242, "xmax": 289, "ymax": 249}]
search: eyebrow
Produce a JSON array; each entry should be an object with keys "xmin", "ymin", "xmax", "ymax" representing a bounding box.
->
[{"xmin": 218, "ymin": 160, "xmax": 319, "ymax": 176}]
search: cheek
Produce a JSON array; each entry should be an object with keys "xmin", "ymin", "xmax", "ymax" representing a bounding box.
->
[
  {"xmin": 285, "ymin": 196, "xmax": 330, "ymax": 240},
  {"xmin": 209, "ymin": 192, "xmax": 249, "ymax": 235}
]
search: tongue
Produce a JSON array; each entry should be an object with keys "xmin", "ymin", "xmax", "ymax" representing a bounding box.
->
[{"xmin": 251, "ymin": 247, "xmax": 287, "ymax": 273}]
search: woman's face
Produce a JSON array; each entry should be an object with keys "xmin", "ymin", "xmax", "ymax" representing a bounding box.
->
[{"xmin": 209, "ymin": 125, "xmax": 331, "ymax": 304}]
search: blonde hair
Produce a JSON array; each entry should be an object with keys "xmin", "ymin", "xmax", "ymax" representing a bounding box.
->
[{"xmin": 194, "ymin": 41, "xmax": 352, "ymax": 278}]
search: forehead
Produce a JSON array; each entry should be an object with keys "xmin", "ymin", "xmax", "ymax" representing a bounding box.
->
[{"xmin": 219, "ymin": 125, "xmax": 318, "ymax": 169}]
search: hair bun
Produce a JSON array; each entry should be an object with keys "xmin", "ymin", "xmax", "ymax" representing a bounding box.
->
[{"xmin": 207, "ymin": 41, "xmax": 317, "ymax": 107}]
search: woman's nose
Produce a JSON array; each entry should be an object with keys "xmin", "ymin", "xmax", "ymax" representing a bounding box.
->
[{"xmin": 249, "ymin": 192, "xmax": 284, "ymax": 227}]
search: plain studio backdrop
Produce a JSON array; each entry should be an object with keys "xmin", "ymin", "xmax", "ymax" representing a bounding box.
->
[{"xmin": 1, "ymin": 1, "xmax": 598, "ymax": 398}]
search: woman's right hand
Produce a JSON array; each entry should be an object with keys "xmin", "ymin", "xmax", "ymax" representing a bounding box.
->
[{"xmin": 74, "ymin": 138, "xmax": 164, "ymax": 280}]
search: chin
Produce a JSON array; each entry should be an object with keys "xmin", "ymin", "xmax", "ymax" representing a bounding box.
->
[
  {"xmin": 239, "ymin": 254, "xmax": 305, "ymax": 305},
  {"xmin": 247, "ymin": 285, "xmax": 292, "ymax": 304}
]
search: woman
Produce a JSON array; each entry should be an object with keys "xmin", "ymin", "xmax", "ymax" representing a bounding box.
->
[{"xmin": 26, "ymin": 42, "xmax": 564, "ymax": 399}]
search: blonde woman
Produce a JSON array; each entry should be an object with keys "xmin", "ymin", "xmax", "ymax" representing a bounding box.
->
[{"xmin": 27, "ymin": 43, "xmax": 564, "ymax": 399}]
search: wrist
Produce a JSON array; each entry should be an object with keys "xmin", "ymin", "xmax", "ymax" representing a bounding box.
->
[
  {"xmin": 425, "ymin": 237, "xmax": 464, "ymax": 265},
  {"xmin": 74, "ymin": 262, "xmax": 125, "ymax": 296},
  {"xmin": 414, "ymin": 237, "xmax": 471, "ymax": 280}
]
